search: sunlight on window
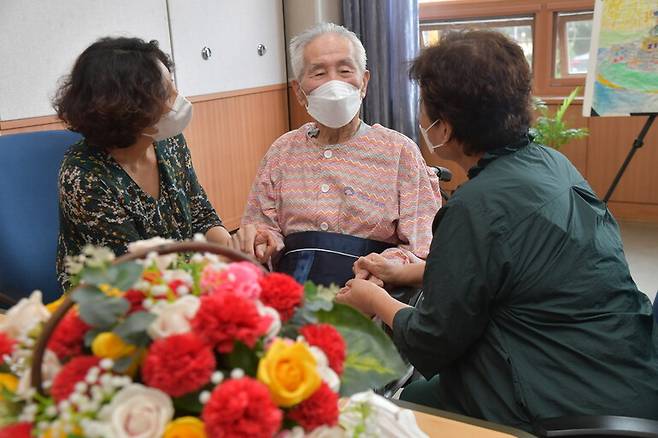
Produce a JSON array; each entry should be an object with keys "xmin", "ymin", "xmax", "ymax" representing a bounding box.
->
[{"xmin": 420, "ymin": 16, "xmax": 534, "ymax": 68}]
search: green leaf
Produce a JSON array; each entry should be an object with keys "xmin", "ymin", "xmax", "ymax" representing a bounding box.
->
[
  {"xmin": 113, "ymin": 311, "xmax": 156, "ymax": 347},
  {"xmin": 79, "ymin": 262, "xmax": 143, "ymax": 290},
  {"xmin": 173, "ymin": 390, "xmax": 205, "ymax": 415},
  {"xmin": 84, "ymin": 329, "xmax": 103, "ymax": 347},
  {"xmin": 112, "ymin": 355, "xmax": 133, "ymax": 373},
  {"xmin": 73, "ymin": 288, "xmax": 129, "ymax": 329},
  {"xmin": 80, "ymin": 266, "xmax": 112, "ymax": 286},
  {"xmin": 224, "ymin": 341, "xmax": 260, "ymax": 377},
  {"xmin": 316, "ymin": 304, "xmax": 407, "ymax": 396},
  {"xmin": 556, "ymin": 86, "xmax": 580, "ymax": 122},
  {"xmin": 111, "ymin": 262, "xmax": 144, "ymax": 290}
]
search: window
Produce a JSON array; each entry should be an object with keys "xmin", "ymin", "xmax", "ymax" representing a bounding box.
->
[
  {"xmin": 420, "ymin": 16, "xmax": 534, "ymax": 67},
  {"xmin": 419, "ymin": 0, "xmax": 596, "ymax": 96},
  {"xmin": 554, "ymin": 11, "xmax": 594, "ymax": 78}
]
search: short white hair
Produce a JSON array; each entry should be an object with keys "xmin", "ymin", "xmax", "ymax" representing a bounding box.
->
[{"xmin": 289, "ymin": 22, "xmax": 367, "ymax": 82}]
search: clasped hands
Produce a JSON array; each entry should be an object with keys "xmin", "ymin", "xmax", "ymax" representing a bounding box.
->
[{"xmin": 230, "ymin": 225, "xmax": 401, "ymax": 317}]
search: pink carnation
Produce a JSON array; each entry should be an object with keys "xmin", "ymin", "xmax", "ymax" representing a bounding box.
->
[{"xmin": 201, "ymin": 262, "xmax": 263, "ymax": 299}]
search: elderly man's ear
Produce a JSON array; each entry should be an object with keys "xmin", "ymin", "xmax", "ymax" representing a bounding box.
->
[
  {"xmin": 360, "ymin": 70, "xmax": 371, "ymax": 98},
  {"xmin": 292, "ymin": 80, "xmax": 307, "ymax": 108}
]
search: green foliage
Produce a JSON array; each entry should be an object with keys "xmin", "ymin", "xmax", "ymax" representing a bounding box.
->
[
  {"xmin": 530, "ymin": 87, "xmax": 589, "ymax": 149},
  {"xmin": 113, "ymin": 311, "xmax": 156, "ymax": 347},
  {"xmin": 72, "ymin": 285, "xmax": 129, "ymax": 329},
  {"xmin": 173, "ymin": 390, "xmax": 205, "ymax": 415},
  {"xmin": 80, "ymin": 261, "xmax": 143, "ymax": 290},
  {"xmin": 224, "ymin": 341, "xmax": 260, "ymax": 377},
  {"xmin": 315, "ymin": 304, "xmax": 407, "ymax": 396}
]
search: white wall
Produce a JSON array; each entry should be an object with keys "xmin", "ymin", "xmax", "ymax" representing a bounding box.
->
[
  {"xmin": 0, "ymin": 0, "xmax": 171, "ymax": 120},
  {"xmin": 167, "ymin": 0, "xmax": 286, "ymax": 97}
]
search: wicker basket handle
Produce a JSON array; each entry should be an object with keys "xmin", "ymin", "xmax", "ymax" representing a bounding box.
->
[{"xmin": 31, "ymin": 241, "xmax": 261, "ymax": 395}]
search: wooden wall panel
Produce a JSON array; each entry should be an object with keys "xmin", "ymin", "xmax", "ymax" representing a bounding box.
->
[
  {"xmin": 183, "ymin": 85, "xmax": 290, "ymax": 230},
  {"xmin": 586, "ymin": 115, "xmax": 658, "ymax": 205}
]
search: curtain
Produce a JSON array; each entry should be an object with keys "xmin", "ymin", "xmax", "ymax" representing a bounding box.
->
[{"xmin": 342, "ymin": 0, "xmax": 419, "ymax": 142}]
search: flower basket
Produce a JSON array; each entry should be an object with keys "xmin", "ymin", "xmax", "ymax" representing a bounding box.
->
[
  {"xmin": 0, "ymin": 239, "xmax": 416, "ymax": 437},
  {"xmin": 30, "ymin": 241, "xmax": 256, "ymax": 396}
]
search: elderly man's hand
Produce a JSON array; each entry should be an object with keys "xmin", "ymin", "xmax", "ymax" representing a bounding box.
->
[
  {"xmin": 353, "ymin": 253, "xmax": 402, "ymax": 286},
  {"xmin": 336, "ymin": 279, "xmax": 388, "ymax": 317},
  {"xmin": 232, "ymin": 224, "xmax": 278, "ymax": 264}
]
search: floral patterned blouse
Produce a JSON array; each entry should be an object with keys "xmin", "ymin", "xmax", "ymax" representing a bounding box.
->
[{"xmin": 56, "ymin": 134, "xmax": 223, "ymax": 289}]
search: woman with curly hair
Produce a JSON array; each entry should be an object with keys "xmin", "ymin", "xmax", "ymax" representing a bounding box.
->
[
  {"xmin": 54, "ymin": 37, "xmax": 231, "ymax": 289},
  {"xmin": 337, "ymin": 31, "xmax": 658, "ymax": 431}
]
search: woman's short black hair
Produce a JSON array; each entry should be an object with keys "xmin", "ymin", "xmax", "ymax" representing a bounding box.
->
[
  {"xmin": 410, "ymin": 30, "xmax": 532, "ymax": 155},
  {"xmin": 54, "ymin": 37, "xmax": 174, "ymax": 149}
]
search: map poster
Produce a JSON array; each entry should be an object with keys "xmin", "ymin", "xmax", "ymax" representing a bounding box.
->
[{"xmin": 583, "ymin": 0, "xmax": 658, "ymax": 117}]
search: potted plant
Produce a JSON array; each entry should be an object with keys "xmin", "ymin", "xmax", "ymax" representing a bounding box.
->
[{"xmin": 530, "ymin": 87, "xmax": 589, "ymax": 149}]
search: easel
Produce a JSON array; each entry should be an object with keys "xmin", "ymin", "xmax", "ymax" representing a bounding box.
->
[{"xmin": 603, "ymin": 113, "xmax": 657, "ymax": 203}]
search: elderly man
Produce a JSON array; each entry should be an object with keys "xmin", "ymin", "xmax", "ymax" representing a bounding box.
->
[{"xmin": 235, "ymin": 23, "xmax": 440, "ymax": 288}]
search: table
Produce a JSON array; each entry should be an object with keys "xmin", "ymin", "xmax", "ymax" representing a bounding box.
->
[{"xmin": 393, "ymin": 400, "xmax": 537, "ymax": 438}]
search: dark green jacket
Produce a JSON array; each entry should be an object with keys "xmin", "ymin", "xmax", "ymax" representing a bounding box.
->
[{"xmin": 393, "ymin": 139, "xmax": 658, "ymax": 431}]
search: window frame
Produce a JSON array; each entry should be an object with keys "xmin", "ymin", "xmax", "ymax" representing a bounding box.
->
[
  {"xmin": 552, "ymin": 10, "xmax": 594, "ymax": 80},
  {"xmin": 419, "ymin": 0, "xmax": 596, "ymax": 100}
]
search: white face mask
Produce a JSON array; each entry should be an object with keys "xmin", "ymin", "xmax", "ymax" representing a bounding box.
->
[
  {"xmin": 147, "ymin": 94, "xmax": 193, "ymax": 142},
  {"xmin": 419, "ymin": 119, "xmax": 445, "ymax": 153},
  {"xmin": 303, "ymin": 80, "xmax": 363, "ymax": 129}
]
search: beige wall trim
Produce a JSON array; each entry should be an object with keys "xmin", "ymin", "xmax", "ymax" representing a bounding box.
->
[
  {"xmin": 187, "ymin": 83, "xmax": 287, "ymax": 103},
  {"xmin": 0, "ymin": 114, "xmax": 61, "ymax": 131}
]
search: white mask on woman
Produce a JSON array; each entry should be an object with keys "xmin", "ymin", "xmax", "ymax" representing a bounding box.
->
[
  {"xmin": 303, "ymin": 80, "xmax": 363, "ymax": 129},
  {"xmin": 419, "ymin": 119, "xmax": 445, "ymax": 153},
  {"xmin": 147, "ymin": 94, "xmax": 193, "ymax": 142}
]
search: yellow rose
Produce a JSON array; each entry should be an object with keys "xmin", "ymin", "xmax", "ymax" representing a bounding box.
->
[
  {"xmin": 163, "ymin": 417, "xmax": 207, "ymax": 438},
  {"xmin": 91, "ymin": 332, "xmax": 136, "ymax": 359},
  {"xmin": 257, "ymin": 339, "xmax": 321, "ymax": 407},
  {"xmin": 45, "ymin": 295, "xmax": 67, "ymax": 314},
  {"xmin": 0, "ymin": 373, "xmax": 18, "ymax": 400}
]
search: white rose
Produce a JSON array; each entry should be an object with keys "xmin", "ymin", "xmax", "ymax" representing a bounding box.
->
[
  {"xmin": 127, "ymin": 237, "xmax": 177, "ymax": 271},
  {"xmin": 0, "ymin": 291, "xmax": 50, "ymax": 338},
  {"xmin": 257, "ymin": 302, "xmax": 281, "ymax": 341},
  {"xmin": 147, "ymin": 295, "xmax": 200, "ymax": 340},
  {"xmin": 307, "ymin": 426, "xmax": 347, "ymax": 438},
  {"xmin": 100, "ymin": 384, "xmax": 173, "ymax": 438},
  {"xmin": 309, "ymin": 346, "xmax": 341, "ymax": 393}
]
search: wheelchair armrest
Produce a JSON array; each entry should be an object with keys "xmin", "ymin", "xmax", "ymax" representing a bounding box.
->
[
  {"xmin": 534, "ymin": 415, "xmax": 658, "ymax": 437},
  {"xmin": 429, "ymin": 166, "xmax": 453, "ymax": 182}
]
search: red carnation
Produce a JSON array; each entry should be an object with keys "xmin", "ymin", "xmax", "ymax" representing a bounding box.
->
[
  {"xmin": 47, "ymin": 310, "xmax": 90, "ymax": 361},
  {"xmin": 168, "ymin": 279, "xmax": 188, "ymax": 296},
  {"xmin": 258, "ymin": 273, "xmax": 303, "ymax": 321},
  {"xmin": 0, "ymin": 333, "xmax": 16, "ymax": 364},
  {"xmin": 287, "ymin": 383, "xmax": 339, "ymax": 432},
  {"xmin": 300, "ymin": 324, "xmax": 346, "ymax": 375},
  {"xmin": 192, "ymin": 293, "xmax": 270, "ymax": 353},
  {"xmin": 0, "ymin": 422, "xmax": 32, "ymax": 438},
  {"xmin": 202, "ymin": 377, "xmax": 282, "ymax": 438},
  {"xmin": 51, "ymin": 355, "xmax": 100, "ymax": 402},
  {"xmin": 141, "ymin": 333, "xmax": 215, "ymax": 397},
  {"xmin": 123, "ymin": 289, "xmax": 146, "ymax": 314}
]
